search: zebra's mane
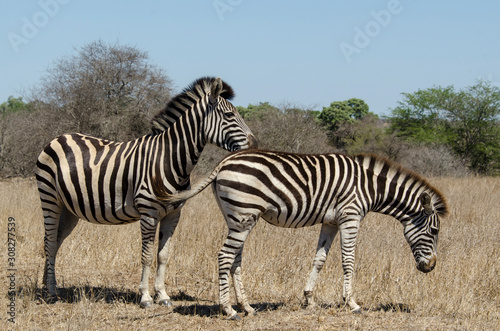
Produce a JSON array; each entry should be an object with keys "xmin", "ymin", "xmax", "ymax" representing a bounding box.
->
[
  {"xmin": 355, "ymin": 153, "xmax": 449, "ymax": 217},
  {"xmin": 150, "ymin": 76, "xmax": 235, "ymax": 135}
]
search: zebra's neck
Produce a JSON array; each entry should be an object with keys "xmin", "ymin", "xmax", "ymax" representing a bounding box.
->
[
  {"xmin": 154, "ymin": 101, "xmax": 207, "ymax": 190},
  {"xmin": 357, "ymin": 154, "xmax": 428, "ymax": 222}
]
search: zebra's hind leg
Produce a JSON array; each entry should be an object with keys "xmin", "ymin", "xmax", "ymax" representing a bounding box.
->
[
  {"xmin": 231, "ymin": 246, "xmax": 255, "ymax": 316},
  {"xmin": 43, "ymin": 206, "xmax": 79, "ymax": 298},
  {"xmin": 339, "ymin": 218, "xmax": 361, "ymax": 312},
  {"xmin": 219, "ymin": 222, "xmax": 256, "ymax": 320},
  {"xmin": 56, "ymin": 207, "xmax": 80, "ymax": 250},
  {"xmin": 154, "ymin": 211, "xmax": 181, "ymax": 307},
  {"xmin": 139, "ymin": 215, "xmax": 160, "ymax": 308},
  {"xmin": 43, "ymin": 208, "xmax": 61, "ymax": 298},
  {"xmin": 303, "ymin": 223, "xmax": 338, "ymax": 308}
]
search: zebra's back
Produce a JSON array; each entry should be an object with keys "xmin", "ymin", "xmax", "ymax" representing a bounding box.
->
[{"xmin": 213, "ymin": 150, "xmax": 360, "ymax": 228}]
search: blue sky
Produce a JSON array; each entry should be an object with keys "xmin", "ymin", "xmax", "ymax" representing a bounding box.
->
[{"xmin": 2, "ymin": 0, "xmax": 500, "ymax": 116}]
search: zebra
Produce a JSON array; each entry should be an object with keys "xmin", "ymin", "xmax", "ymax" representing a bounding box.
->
[
  {"xmin": 35, "ymin": 77, "xmax": 258, "ymax": 308},
  {"xmin": 154, "ymin": 149, "xmax": 448, "ymax": 319}
]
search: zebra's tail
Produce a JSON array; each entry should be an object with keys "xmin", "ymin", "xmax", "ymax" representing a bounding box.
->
[{"xmin": 153, "ymin": 162, "xmax": 223, "ymax": 204}]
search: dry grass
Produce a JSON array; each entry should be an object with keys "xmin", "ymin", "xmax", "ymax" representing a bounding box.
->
[{"xmin": 1, "ymin": 177, "xmax": 499, "ymax": 330}]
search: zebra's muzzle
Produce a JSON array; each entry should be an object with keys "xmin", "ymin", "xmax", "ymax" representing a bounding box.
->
[
  {"xmin": 232, "ymin": 135, "xmax": 258, "ymax": 151},
  {"xmin": 247, "ymin": 134, "xmax": 258, "ymax": 149},
  {"xmin": 416, "ymin": 254, "xmax": 437, "ymax": 273}
]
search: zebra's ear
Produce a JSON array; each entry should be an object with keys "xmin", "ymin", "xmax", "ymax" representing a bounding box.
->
[
  {"xmin": 420, "ymin": 192, "xmax": 433, "ymax": 214},
  {"xmin": 210, "ymin": 77, "xmax": 223, "ymax": 103}
]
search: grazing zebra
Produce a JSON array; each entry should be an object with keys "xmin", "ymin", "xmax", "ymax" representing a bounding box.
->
[
  {"xmin": 35, "ymin": 77, "xmax": 257, "ymax": 308},
  {"xmin": 155, "ymin": 149, "xmax": 448, "ymax": 319}
]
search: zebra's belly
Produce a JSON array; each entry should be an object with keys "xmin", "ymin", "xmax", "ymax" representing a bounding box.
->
[
  {"xmin": 261, "ymin": 205, "xmax": 335, "ymax": 228},
  {"xmin": 62, "ymin": 194, "xmax": 141, "ymax": 225}
]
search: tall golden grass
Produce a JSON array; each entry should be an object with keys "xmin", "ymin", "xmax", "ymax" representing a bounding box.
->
[{"xmin": 1, "ymin": 177, "xmax": 499, "ymax": 330}]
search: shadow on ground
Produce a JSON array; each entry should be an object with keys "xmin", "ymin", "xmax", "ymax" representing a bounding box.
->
[
  {"xmin": 174, "ymin": 301, "xmax": 285, "ymax": 318},
  {"xmin": 19, "ymin": 285, "xmax": 141, "ymax": 305},
  {"xmin": 309, "ymin": 301, "xmax": 412, "ymax": 314},
  {"xmin": 374, "ymin": 302, "xmax": 412, "ymax": 313},
  {"xmin": 21, "ymin": 285, "xmax": 411, "ymax": 316}
]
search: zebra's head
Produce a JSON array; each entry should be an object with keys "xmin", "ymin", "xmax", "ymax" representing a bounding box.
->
[
  {"xmin": 403, "ymin": 192, "xmax": 447, "ymax": 273},
  {"xmin": 204, "ymin": 78, "xmax": 258, "ymax": 151}
]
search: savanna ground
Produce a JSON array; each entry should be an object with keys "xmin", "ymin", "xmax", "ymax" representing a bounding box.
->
[{"xmin": 1, "ymin": 176, "xmax": 499, "ymax": 330}]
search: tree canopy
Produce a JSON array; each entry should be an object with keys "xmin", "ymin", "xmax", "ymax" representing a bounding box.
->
[
  {"xmin": 390, "ymin": 81, "xmax": 500, "ymax": 175},
  {"xmin": 317, "ymin": 98, "xmax": 377, "ymax": 148},
  {"xmin": 0, "ymin": 96, "xmax": 30, "ymax": 116},
  {"xmin": 318, "ymin": 98, "xmax": 371, "ymax": 131}
]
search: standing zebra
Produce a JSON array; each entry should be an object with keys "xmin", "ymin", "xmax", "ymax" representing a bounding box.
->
[
  {"xmin": 155, "ymin": 149, "xmax": 448, "ymax": 319},
  {"xmin": 35, "ymin": 77, "xmax": 257, "ymax": 308}
]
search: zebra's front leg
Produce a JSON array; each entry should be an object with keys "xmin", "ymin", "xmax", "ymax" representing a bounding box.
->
[
  {"xmin": 154, "ymin": 210, "xmax": 181, "ymax": 307},
  {"xmin": 303, "ymin": 223, "xmax": 338, "ymax": 308},
  {"xmin": 339, "ymin": 218, "xmax": 361, "ymax": 312},
  {"xmin": 139, "ymin": 215, "xmax": 159, "ymax": 308},
  {"xmin": 231, "ymin": 247, "xmax": 255, "ymax": 316}
]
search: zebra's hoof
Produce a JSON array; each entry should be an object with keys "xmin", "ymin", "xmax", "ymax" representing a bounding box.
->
[
  {"xmin": 158, "ymin": 299, "xmax": 172, "ymax": 307},
  {"xmin": 229, "ymin": 313, "xmax": 241, "ymax": 320},
  {"xmin": 351, "ymin": 307, "xmax": 362, "ymax": 314},
  {"xmin": 140, "ymin": 300, "xmax": 153, "ymax": 309}
]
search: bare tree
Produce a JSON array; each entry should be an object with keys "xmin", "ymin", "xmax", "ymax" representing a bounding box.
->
[
  {"xmin": 242, "ymin": 102, "xmax": 335, "ymax": 153},
  {"xmin": 0, "ymin": 40, "xmax": 173, "ymax": 177},
  {"xmin": 33, "ymin": 40, "xmax": 173, "ymax": 141}
]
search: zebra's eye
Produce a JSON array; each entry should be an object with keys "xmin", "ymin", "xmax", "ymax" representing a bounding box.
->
[{"xmin": 225, "ymin": 111, "xmax": 235, "ymax": 118}]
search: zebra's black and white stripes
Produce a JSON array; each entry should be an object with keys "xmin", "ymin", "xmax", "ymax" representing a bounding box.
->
[
  {"xmin": 156, "ymin": 149, "xmax": 448, "ymax": 319},
  {"xmin": 36, "ymin": 77, "xmax": 257, "ymax": 308}
]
